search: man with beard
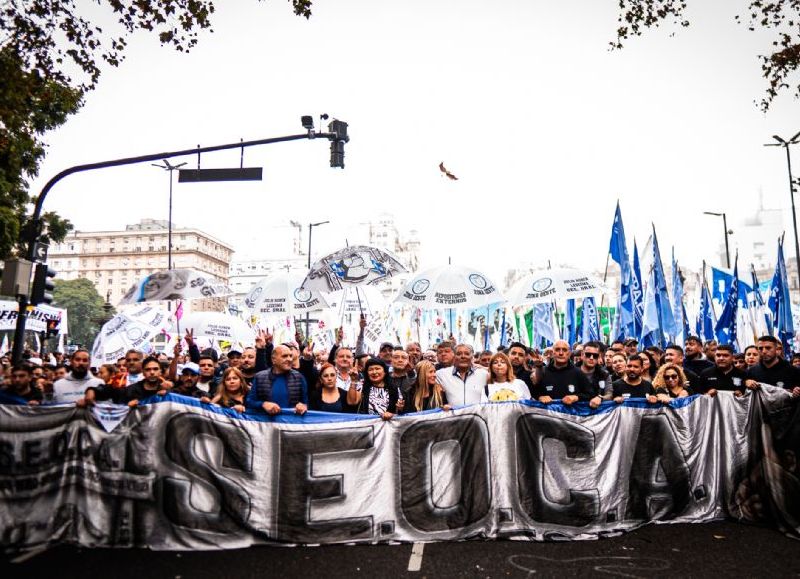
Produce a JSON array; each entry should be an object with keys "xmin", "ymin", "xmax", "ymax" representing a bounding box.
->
[
  {"xmin": 578, "ymin": 341, "xmax": 610, "ymax": 398},
  {"xmin": 612, "ymin": 356, "xmax": 657, "ymax": 403},
  {"xmin": 683, "ymin": 336, "xmax": 714, "ymax": 375},
  {"xmin": 53, "ymin": 350, "xmax": 104, "ymax": 405},
  {"xmin": 747, "ymin": 335, "xmax": 800, "ymax": 397},
  {"xmin": 173, "ymin": 363, "xmax": 205, "ymax": 398},
  {"xmin": 117, "ymin": 356, "xmax": 172, "ymax": 407},
  {"xmin": 195, "ymin": 354, "xmax": 218, "ymax": 395},
  {"xmin": 507, "ymin": 342, "xmax": 535, "ymax": 392}
]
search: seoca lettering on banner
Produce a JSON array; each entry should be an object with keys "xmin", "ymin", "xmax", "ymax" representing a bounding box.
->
[{"xmin": 1, "ymin": 389, "xmax": 794, "ymax": 550}]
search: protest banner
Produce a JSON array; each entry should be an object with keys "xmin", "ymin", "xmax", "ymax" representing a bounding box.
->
[{"xmin": 0, "ymin": 387, "xmax": 797, "ymax": 551}]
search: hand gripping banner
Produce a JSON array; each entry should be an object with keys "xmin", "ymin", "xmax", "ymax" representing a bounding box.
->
[{"xmin": 0, "ymin": 387, "xmax": 797, "ymax": 551}]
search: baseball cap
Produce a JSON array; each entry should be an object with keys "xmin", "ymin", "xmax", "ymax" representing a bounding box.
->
[{"xmin": 180, "ymin": 362, "xmax": 200, "ymax": 375}]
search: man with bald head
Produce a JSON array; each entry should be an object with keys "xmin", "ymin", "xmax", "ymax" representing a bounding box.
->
[
  {"xmin": 246, "ymin": 344, "xmax": 308, "ymax": 415},
  {"xmin": 532, "ymin": 340, "xmax": 599, "ymax": 408}
]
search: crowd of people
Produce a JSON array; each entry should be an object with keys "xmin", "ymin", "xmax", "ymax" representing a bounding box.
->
[{"xmin": 2, "ymin": 323, "xmax": 800, "ymax": 419}]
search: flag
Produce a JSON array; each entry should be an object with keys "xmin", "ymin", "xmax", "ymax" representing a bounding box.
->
[
  {"xmin": 768, "ymin": 238, "xmax": 794, "ymax": 358},
  {"xmin": 671, "ymin": 248, "xmax": 685, "ymax": 345},
  {"xmin": 609, "ymin": 203, "xmax": 635, "ymax": 340},
  {"xmin": 175, "ymin": 301, "xmax": 184, "ymax": 321},
  {"xmin": 751, "ymin": 264, "xmax": 774, "ymax": 336},
  {"xmin": 652, "ymin": 226, "xmax": 677, "ymax": 343},
  {"xmin": 640, "ymin": 263, "xmax": 661, "ymax": 348},
  {"xmin": 581, "ymin": 297, "xmax": 599, "ymax": 343},
  {"xmin": 715, "ymin": 255, "xmax": 739, "ymax": 349},
  {"xmin": 564, "ymin": 299, "xmax": 577, "ymax": 346},
  {"xmin": 532, "ymin": 303, "xmax": 556, "ymax": 348},
  {"xmin": 696, "ymin": 263, "xmax": 716, "ymax": 342},
  {"xmin": 631, "ymin": 240, "xmax": 644, "ymax": 338},
  {"xmin": 710, "ymin": 267, "xmax": 752, "ymax": 304}
]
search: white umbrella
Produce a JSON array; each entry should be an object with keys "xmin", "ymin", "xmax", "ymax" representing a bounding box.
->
[
  {"xmin": 91, "ymin": 304, "xmax": 172, "ymax": 366},
  {"xmin": 394, "ymin": 264, "xmax": 505, "ymax": 309},
  {"xmin": 301, "ymin": 245, "xmax": 408, "ymax": 293},
  {"xmin": 119, "ymin": 268, "xmax": 233, "ymax": 305},
  {"xmin": 178, "ymin": 312, "xmax": 256, "ymax": 348},
  {"xmin": 326, "ymin": 286, "xmax": 389, "ymax": 318},
  {"xmin": 505, "ymin": 268, "xmax": 609, "ymax": 305},
  {"xmin": 244, "ymin": 273, "xmax": 329, "ymax": 317}
]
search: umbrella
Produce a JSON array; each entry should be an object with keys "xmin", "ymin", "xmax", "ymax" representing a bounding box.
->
[
  {"xmin": 301, "ymin": 245, "xmax": 408, "ymax": 293},
  {"xmin": 178, "ymin": 311, "xmax": 256, "ymax": 348},
  {"xmin": 326, "ymin": 286, "xmax": 389, "ymax": 318},
  {"xmin": 119, "ymin": 269, "xmax": 233, "ymax": 305},
  {"xmin": 394, "ymin": 264, "xmax": 505, "ymax": 309},
  {"xmin": 91, "ymin": 304, "xmax": 172, "ymax": 366},
  {"xmin": 505, "ymin": 268, "xmax": 609, "ymax": 305},
  {"xmin": 244, "ymin": 273, "xmax": 330, "ymax": 317}
]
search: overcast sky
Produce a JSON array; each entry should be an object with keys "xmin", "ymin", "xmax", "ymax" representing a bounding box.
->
[{"xmin": 30, "ymin": 0, "xmax": 798, "ymax": 285}]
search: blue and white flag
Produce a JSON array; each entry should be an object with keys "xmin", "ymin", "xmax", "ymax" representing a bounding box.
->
[
  {"xmin": 631, "ymin": 240, "xmax": 645, "ymax": 339},
  {"xmin": 564, "ymin": 299, "xmax": 577, "ymax": 346},
  {"xmin": 769, "ymin": 239, "xmax": 794, "ymax": 358},
  {"xmin": 671, "ymin": 248, "xmax": 685, "ymax": 345},
  {"xmin": 532, "ymin": 303, "xmax": 556, "ymax": 348},
  {"xmin": 581, "ymin": 297, "xmax": 600, "ymax": 343},
  {"xmin": 696, "ymin": 263, "xmax": 716, "ymax": 342},
  {"xmin": 711, "ymin": 267, "xmax": 752, "ymax": 305},
  {"xmin": 640, "ymin": 264, "xmax": 661, "ymax": 348},
  {"xmin": 751, "ymin": 264, "xmax": 774, "ymax": 336},
  {"xmin": 715, "ymin": 255, "xmax": 739, "ymax": 349},
  {"xmin": 652, "ymin": 227, "xmax": 677, "ymax": 343},
  {"xmin": 609, "ymin": 203, "xmax": 635, "ymax": 340}
]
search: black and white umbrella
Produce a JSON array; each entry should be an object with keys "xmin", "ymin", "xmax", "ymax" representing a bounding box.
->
[{"xmin": 301, "ymin": 245, "xmax": 408, "ymax": 293}]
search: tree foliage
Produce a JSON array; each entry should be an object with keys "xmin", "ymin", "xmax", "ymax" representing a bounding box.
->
[
  {"xmin": 52, "ymin": 277, "xmax": 114, "ymax": 348},
  {"xmin": 0, "ymin": 0, "xmax": 314, "ymax": 260},
  {"xmin": 612, "ymin": 0, "xmax": 800, "ymax": 111}
]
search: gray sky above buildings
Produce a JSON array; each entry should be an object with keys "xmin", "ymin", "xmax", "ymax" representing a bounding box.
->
[{"xmin": 31, "ymin": 0, "xmax": 798, "ymax": 284}]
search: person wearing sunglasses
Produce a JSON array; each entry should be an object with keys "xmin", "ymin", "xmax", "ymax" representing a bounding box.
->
[
  {"xmin": 652, "ymin": 364, "xmax": 691, "ymax": 402},
  {"xmin": 578, "ymin": 341, "xmax": 611, "ymax": 399}
]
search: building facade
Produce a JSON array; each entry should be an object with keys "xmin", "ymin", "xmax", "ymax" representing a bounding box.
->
[{"xmin": 49, "ymin": 219, "xmax": 234, "ymax": 309}]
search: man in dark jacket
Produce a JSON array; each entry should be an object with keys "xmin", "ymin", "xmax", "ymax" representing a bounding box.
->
[
  {"xmin": 698, "ymin": 344, "xmax": 756, "ymax": 396},
  {"xmin": 507, "ymin": 342, "xmax": 535, "ymax": 392},
  {"xmin": 747, "ymin": 335, "xmax": 800, "ymax": 398},
  {"xmin": 246, "ymin": 345, "xmax": 308, "ymax": 415},
  {"xmin": 532, "ymin": 340, "xmax": 599, "ymax": 408}
]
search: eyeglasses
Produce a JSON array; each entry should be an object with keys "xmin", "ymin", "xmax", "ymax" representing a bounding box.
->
[
  {"xmin": 664, "ymin": 374, "xmax": 679, "ymax": 381},
  {"xmin": 583, "ymin": 352, "xmax": 599, "ymax": 359}
]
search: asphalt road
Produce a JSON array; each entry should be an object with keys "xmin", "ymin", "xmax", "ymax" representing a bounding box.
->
[{"xmin": 2, "ymin": 521, "xmax": 799, "ymax": 578}]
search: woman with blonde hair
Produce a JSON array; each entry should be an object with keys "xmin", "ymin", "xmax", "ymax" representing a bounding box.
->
[
  {"xmin": 405, "ymin": 360, "xmax": 450, "ymax": 413},
  {"xmin": 652, "ymin": 363, "xmax": 691, "ymax": 402},
  {"xmin": 205, "ymin": 367, "xmax": 249, "ymax": 413},
  {"xmin": 482, "ymin": 352, "xmax": 531, "ymax": 402}
]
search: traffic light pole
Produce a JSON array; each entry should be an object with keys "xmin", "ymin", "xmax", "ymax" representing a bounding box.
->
[{"xmin": 11, "ymin": 127, "xmax": 349, "ymax": 364}]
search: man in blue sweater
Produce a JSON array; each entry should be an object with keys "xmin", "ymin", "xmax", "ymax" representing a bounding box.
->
[{"xmin": 246, "ymin": 344, "xmax": 308, "ymax": 415}]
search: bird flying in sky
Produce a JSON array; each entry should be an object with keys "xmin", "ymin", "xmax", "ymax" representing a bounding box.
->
[{"xmin": 439, "ymin": 162, "xmax": 458, "ymax": 180}]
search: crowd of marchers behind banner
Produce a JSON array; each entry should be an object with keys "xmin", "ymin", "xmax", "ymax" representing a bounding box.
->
[{"xmin": 1, "ymin": 315, "xmax": 799, "ymax": 417}]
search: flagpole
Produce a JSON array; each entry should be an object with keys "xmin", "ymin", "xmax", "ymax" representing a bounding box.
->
[{"xmin": 599, "ymin": 252, "xmax": 611, "ymax": 344}]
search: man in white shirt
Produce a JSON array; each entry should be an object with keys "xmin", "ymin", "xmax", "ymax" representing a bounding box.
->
[
  {"xmin": 436, "ymin": 344, "xmax": 488, "ymax": 406},
  {"xmin": 53, "ymin": 350, "xmax": 104, "ymax": 405}
]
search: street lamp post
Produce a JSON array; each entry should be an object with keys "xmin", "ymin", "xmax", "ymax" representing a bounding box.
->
[
  {"xmin": 152, "ymin": 160, "xmax": 187, "ymax": 270},
  {"xmin": 306, "ymin": 220, "xmax": 330, "ymax": 338},
  {"xmin": 703, "ymin": 211, "xmax": 731, "ymax": 269},
  {"xmin": 765, "ymin": 131, "xmax": 800, "ymax": 290}
]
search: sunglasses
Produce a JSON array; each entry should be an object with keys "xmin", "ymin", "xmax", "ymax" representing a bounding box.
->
[
  {"xmin": 664, "ymin": 374, "xmax": 679, "ymax": 381},
  {"xmin": 583, "ymin": 352, "xmax": 600, "ymax": 359}
]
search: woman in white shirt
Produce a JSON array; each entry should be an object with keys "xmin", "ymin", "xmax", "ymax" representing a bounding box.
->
[{"xmin": 482, "ymin": 352, "xmax": 532, "ymax": 402}]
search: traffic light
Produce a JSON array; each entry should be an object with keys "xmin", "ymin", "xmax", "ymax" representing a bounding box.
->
[
  {"xmin": 46, "ymin": 317, "xmax": 60, "ymax": 338},
  {"xmin": 328, "ymin": 119, "xmax": 349, "ymax": 168},
  {"xmin": 30, "ymin": 263, "xmax": 56, "ymax": 306}
]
